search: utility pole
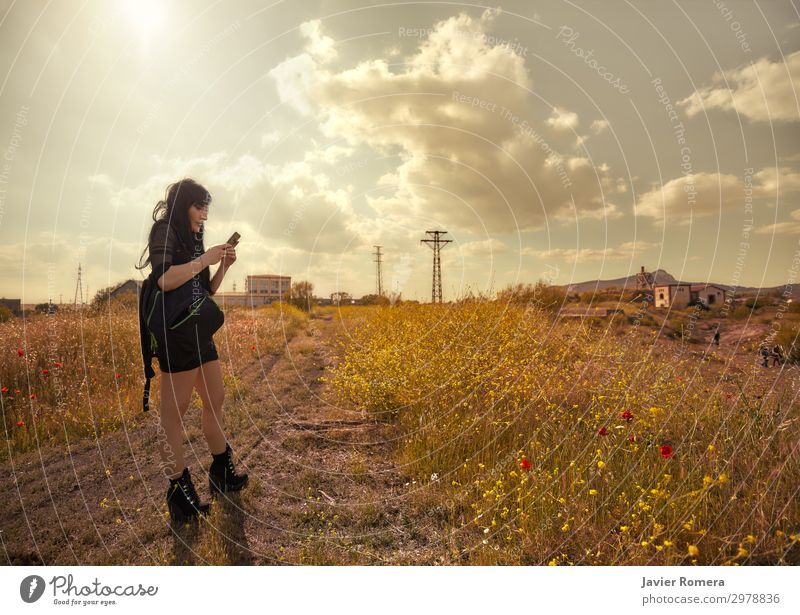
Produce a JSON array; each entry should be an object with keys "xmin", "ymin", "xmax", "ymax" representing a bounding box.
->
[
  {"xmin": 373, "ymin": 245, "xmax": 384, "ymax": 297},
  {"xmin": 73, "ymin": 263, "xmax": 84, "ymax": 307},
  {"xmin": 420, "ymin": 230, "xmax": 452, "ymax": 303}
]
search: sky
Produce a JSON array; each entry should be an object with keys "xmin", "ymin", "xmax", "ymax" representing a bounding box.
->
[{"xmin": 0, "ymin": 0, "xmax": 799, "ymax": 304}]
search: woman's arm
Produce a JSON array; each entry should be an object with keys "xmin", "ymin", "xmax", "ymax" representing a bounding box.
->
[
  {"xmin": 157, "ymin": 253, "xmax": 208, "ymax": 291},
  {"xmin": 209, "ymin": 263, "xmax": 228, "ymax": 295}
]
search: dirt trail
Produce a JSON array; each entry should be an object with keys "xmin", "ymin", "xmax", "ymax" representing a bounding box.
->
[{"xmin": 0, "ymin": 314, "xmax": 444, "ymax": 565}]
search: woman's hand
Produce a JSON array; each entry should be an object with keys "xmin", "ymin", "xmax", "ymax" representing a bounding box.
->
[
  {"xmin": 204, "ymin": 244, "xmax": 232, "ymax": 267},
  {"xmin": 221, "ymin": 244, "xmax": 237, "ymax": 267}
]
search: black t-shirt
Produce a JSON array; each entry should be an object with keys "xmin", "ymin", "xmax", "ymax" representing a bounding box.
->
[{"xmin": 148, "ymin": 221, "xmax": 211, "ymax": 293}]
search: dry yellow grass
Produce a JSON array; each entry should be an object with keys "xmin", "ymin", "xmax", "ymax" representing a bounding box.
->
[
  {"xmin": 0, "ymin": 299, "xmax": 306, "ymax": 459},
  {"xmin": 326, "ymin": 300, "xmax": 799, "ymax": 565}
]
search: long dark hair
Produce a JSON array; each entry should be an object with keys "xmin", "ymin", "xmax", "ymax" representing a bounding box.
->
[{"xmin": 136, "ymin": 178, "xmax": 212, "ymax": 289}]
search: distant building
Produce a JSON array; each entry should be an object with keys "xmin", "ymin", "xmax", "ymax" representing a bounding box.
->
[
  {"xmin": 110, "ymin": 279, "xmax": 142, "ymax": 298},
  {"xmin": 215, "ymin": 274, "xmax": 291, "ymax": 307},
  {"xmin": 636, "ymin": 266, "xmax": 655, "ymax": 290},
  {"xmin": 690, "ymin": 284, "xmax": 726, "ymax": 307},
  {"xmin": 654, "ymin": 283, "xmax": 727, "ymax": 308},
  {"xmin": 654, "ymin": 284, "xmax": 692, "ymax": 308}
]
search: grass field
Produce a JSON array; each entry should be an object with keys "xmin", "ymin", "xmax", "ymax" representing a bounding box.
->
[{"xmin": 1, "ymin": 298, "xmax": 797, "ymax": 565}]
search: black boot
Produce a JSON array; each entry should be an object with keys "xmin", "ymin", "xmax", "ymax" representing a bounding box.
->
[
  {"xmin": 209, "ymin": 443, "xmax": 249, "ymax": 495},
  {"xmin": 166, "ymin": 467, "xmax": 210, "ymax": 522}
]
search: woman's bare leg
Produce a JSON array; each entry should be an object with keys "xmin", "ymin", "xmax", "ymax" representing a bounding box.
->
[
  {"xmin": 158, "ymin": 367, "xmax": 201, "ymax": 480},
  {"xmin": 195, "ymin": 359, "xmax": 227, "ymax": 455}
]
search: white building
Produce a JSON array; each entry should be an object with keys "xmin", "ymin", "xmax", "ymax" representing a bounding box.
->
[
  {"xmin": 690, "ymin": 284, "xmax": 726, "ymax": 307},
  {"xmin": 215, "ymin": 274, "xmax": 291, "ymax": 307},
  {"xmin": 654, "ymin": 284, "xmax": 692, "ymax": 308}
]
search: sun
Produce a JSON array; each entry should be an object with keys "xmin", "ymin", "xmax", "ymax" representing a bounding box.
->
[{"xmin": 115, "ymin": 0, "xmax": 166, "ymax": 54}]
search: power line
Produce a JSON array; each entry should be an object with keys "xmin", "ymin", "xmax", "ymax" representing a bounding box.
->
[
  {"xmin": 373, "ymin": 245, "xmax": 384, "ymax": 297},
  {"xmin": 420, "ymin": 230, "xmax": 452, "ymax": 303}
]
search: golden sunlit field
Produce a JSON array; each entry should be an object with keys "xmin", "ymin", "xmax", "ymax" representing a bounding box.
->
[
  {"xmin": 325, "ymin": 301, "xmax": 799, "ymax": 565},
  {"xmin": 0, "ymin": 299, "xmax": 307, "ymax": 459},
  {"xmin": 0, "ymin": 299, "xmax": 797, "ymax": 565}
]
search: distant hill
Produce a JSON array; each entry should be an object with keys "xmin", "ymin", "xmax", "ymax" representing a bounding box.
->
[{"xmin": 560, "ymin": 269, "xmax": 799, "ymax": 300}]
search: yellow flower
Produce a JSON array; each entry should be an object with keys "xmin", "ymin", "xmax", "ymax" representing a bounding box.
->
[
  {"xmin": 589, "ymin": 489, "xmax": 598, "ymax": 496},
  {"xmin": 663, "ymin": 540, "xmax": 673, "ymax": 547},
  {"xmin": 707, "ymin": 444, "xmax": 715, "ymax": 452},
  {"xmin": 548, "ymin": 559, "xmax": 557, "ymax": 566},
  {"xmin": 687, "ymin": 545, "xmax": 700, "ymax": 557},
  {"xmin": 620, "ymin": 525, "xmax": 629, "ymax": 532},
  {"xmin": 718, "ymin": 473, "xmax": 729, "ymax": 484},
  {"xmin": 597, "ymin": 461, "xmax": 606, "ymax": 469},
  {"xmin": 561, "ymin": 522, "xmax": 570, "ymax": 532},
  {"xmin": 703, "ymin": 475, "xmax": 713, "ymax": 486},
  {"xmin": 745, "ymin": 535, "xmax": 756, "ymax": 544},
  {"xmin": 736, "ymin": 546, "xmax": 748, "ymax": 557}
]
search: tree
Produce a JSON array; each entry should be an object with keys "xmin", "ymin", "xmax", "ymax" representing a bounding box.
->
[
  {"xmin": 284, "ymin": 280, "xmax": 315, "ymax": 311},
  {"xmin": 360, "ymin": 293, "xmax": 390, "ymax": 306}
]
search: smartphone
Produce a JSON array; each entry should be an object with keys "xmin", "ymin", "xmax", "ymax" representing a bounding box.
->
[{"xmin": 226, "ymin": 231, "xmax": 241, "ymax": 247}]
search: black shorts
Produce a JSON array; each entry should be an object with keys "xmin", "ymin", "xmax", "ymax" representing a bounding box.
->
[{"xmin": 156, "ymin": 327, "xmax": 219, "ymax": 374}]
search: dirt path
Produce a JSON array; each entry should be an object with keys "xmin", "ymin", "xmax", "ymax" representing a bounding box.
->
[{"xmin": 0, "ymin": 314, "xmax": 443, "ymax": 565}]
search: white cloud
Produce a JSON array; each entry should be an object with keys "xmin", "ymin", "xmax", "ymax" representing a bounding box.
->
[
  {"xmin": 590, "ymin": 119, "xmax": 609, "ymax": 134},
  {"xmin": 523, "ymin": 240, "xmax": 659, "ymax": 263},
  {"xmin": 635, "ymin": 167, "xmax": 800, "ymax": 223},
  {"xmin": 546, "ymin": 106, "xmax": 579, "ymax": 131},
  {"xmin": 267, "ymin": 11, "xmax": 624, "ymax": 233},
  {"xmin": 755, "ymin": 208, "xmax": 800, "ymax": 235},
  {"xmin": 678, "ymin": 51, "xmax": 800, "ymax": 122},
  {"xmin": 457, "ymin": 237, "xmax": 507, "ymax": 256}
]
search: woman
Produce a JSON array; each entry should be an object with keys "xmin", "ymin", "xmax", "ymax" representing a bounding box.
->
[{"xmin": 136, "ymin": 178, "xmax": 248, "ymax": 522}]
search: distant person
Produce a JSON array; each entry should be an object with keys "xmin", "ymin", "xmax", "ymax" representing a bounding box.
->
[
  {"xmin": 135, "ymin": 178, "xmax": 248, "ymax": 523},
  {"xmin": 772, "ymin": 344, "xmax": 785, "ymax": 367},
  {"xmin": 713, "ymin": 329, "xmax": 720, "ymax": 346},
  {"xmin": 760, "ymin": 345, "xmax": 770, "ymax": 368}
]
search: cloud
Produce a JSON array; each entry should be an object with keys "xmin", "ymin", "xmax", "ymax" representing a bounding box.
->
[
  {"xmin": 755, "ymin": 208, "xmax": 800, "ymax": 235},
  {"xmin": 523, "ymin": 240, "xmax": 659, "ymax": 263},
  {"xmin": 96, "ymin": 151, "xmax": 366, "ymax": 256},
  {"xmin": 457, "ymin": 237, "xmax": 507, "ymax": 256},
  {"xmin": 678, "ymin": 51, "xmax": 800, "ymax": 122},
  {"xmin": 546, "ymin": 106, "xmax": 579, "ymax": 131},
  {"xmin": 268, "ymin": 10, "xmax": 624, "ymax": 233},
  {"xmin": 590, "ymin": 119, "xmax": 609, "ymax": 134},
  {"xmin": 634, "ymin": 167, "xmax": 800, "ymax": 223}
]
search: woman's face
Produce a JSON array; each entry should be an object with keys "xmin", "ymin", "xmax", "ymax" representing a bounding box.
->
[{"xmin": 188, "ymin": 202, "xmax": 208, "ymax": 233}]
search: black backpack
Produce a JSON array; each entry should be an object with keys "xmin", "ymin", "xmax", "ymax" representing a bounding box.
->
[{"xmin": 138, "ymin": 269, "xmax": 225, "ymax": 412}]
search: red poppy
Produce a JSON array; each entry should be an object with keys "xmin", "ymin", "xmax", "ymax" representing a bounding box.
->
[
  {"xmin": 621, "ymin": 410, "xmax": 633, "ymax": 421},
  {"xmin": 628, "ymin": 434, "xmax": 637, "ymax": 443},
  {"xmin": 53, "ymin": 361, "xmax": 62, "ymax": 368},
  {"xmin": 16, "ymin": 420, "xmax": 24, "ymax": 427},
  {"xmin": 1, "ymin": 386, "xmax": 8, "ymax": 394},
  {"xmin": 15, "ymin": 389, "xmax": 20, "ymax": 394},
  {"xmin": 29, "ymin": 393, "xmax": 36, "ymax": 400},
  {"xmin": 115, "ymin": 373, "xmax": 121, "ymax": 379},
  {"xmin": 597, "ymin": 426, "xmax": 609, "ymax": 436},
  {"xmin": 659, "ymin": 445, "xmax": 673, "ymax": 459},
  {"xmin": 41, "ymin": 369, "xmax": 49, "ymax": 375},
  {"xmin": 676, "ymin": 376, "xmax": 683, "ymax": 382},
  {"xmin": 17, "ymin": 348, "xmax": 24, "ymax": 357},
  {"xmin": 519, "ymin": 457, "xmax": 532, "ymax": 470},
  {"xmin": 251, "ymin": 345, "xmax": 256, "ymax": 350}
]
